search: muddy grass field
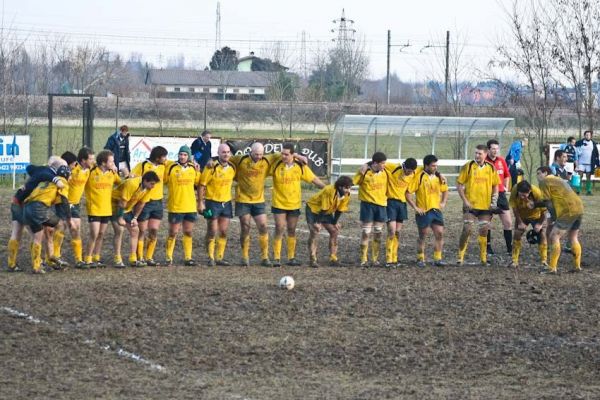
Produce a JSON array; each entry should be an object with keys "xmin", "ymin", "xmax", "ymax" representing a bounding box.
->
[{"xmin": 1, "ymin": 187, "xmax": 600, "ymax": 399}]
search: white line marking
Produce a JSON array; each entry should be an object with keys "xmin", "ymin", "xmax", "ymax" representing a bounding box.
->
[{"xmin": 2, "ymin": 306, "xmax": 166, "ymax": 373}]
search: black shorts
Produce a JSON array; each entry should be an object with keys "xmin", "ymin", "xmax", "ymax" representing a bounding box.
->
[
  {"xmin": 235, "ymin": 202, "xmax": 266, "ymax": 217},
  {"xmin": 416, "ymin": 209, "xmax": 444, "ymax": 229},
  {"xmin": 271, "ymin": 207, "xmax": 301, "ymax": 217},
  {"xmin": 205, "ymin": 199, "xmax": 233, "ymax": 219},
  {"xmin": 522, "ymin": 216, "xmax": 546, "ymax": 228},
  {"xmin": 88, "ymin": 215, "xmax": 111, "ymax": 224},
  {"xmin": 55, "ymin": 203, "xmax": 81, "ymax": 220},
  {"xmin": 360, "ymin": 202, "xmax": 387, "ymax": 223},
  {"xmin": 11, "ymin": 203, "xmax": 24, "ymax": 224},
  {"xmin": 465, "ymin": 208, "xmax": 492, "ymax": 217},
  {"xmin": 497, "ymin": 192, "xmax": 510, "ymax": 211},
  {"xmin": 139, "ymin": 199, "xmax": 163, "ymax": 221},
  {"xmin": 387, "ymin": 199, "xmax": 408, "ymax": 222},
  {"xmin": 305, "ymin": 205, "xmax": 336, "ymax": 225},
  {"xmin": 24, "ymin": 201, "xmax": 59, "ymax": 233},
  {"xmin": 168, "ymin": 212, "xmax": 198, "ymax": 224}
]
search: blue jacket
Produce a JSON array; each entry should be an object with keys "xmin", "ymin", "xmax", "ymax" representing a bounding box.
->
[
  {"xmin": 104, "ymin": 131, "xmax": 130, "ymax": 171},
  {"xmin": 506, "ymin": 140, "xmax": 523, "ymax": 164},
  {"xmin": 191, "ymin": 137, "xmax": 212, "ymax": 170}
]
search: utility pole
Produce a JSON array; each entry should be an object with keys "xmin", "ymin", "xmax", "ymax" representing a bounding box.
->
[
  {"xmin": 445, "ymin": 30, "xmax": 450, "ymax": 106},
  {"xmin": 385, "ymin": 31, "xmax": 410, "ymax": 105},
  {"xmin": 215, "ymin": 2, "xmax": 222, "ymax": 51}
]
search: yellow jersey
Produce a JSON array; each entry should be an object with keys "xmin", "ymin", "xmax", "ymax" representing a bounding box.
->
[
  {"xmin": 509, "ymin": 184, "xmax": 546, "ymax": 221},
  {"xmin": 306, "ymin": 184, "xmax": 350, "ymax": 215},
  {"xmin": 164, "ymin": 161, "xmax": 201, "ymax": 213},
  {"xmin": 408, "ymin": 170, "xmax": 448, "ymax": 211},
  {"xmin": 457, "ymin": 160, "xmax": 500, "ymax": 210},
  {"xmin": 231, "ymin": 153, "xmax": 280, "ymax": 203},
  {"xmin": 85, "ymin": 167, "xmax": 121, "ymax": 217},
  {"xmin": 385, "ymin": 162, "xmax": 416, "ymax": 202},
  {"xmin": 67, "ymin": 163, "xmax": 91, "ymax": 205},
  {"xmin": 131, "ymin": 160, "xmax": 165, "ymax": 201},
  {"xmin": 271, "ymin": 160, "xmax": 316, "ymax": 210},
  {"xmin": 353, "ymin": 166, "xmax": 388, "ymax": 207},
  {"xmin": 25, "ymin": 177, "xmax": 69, "ymax": 207},
  {"xmin": 199, "ymin": 161, "xmax": 236, "ymax": 202},
  {"xmin": 112, "ymin": 177, "xmax": 153, "ymax": 213},
  {"xmin": 539, "ymin": 175, "xmax": 584, "ymax": 219}
]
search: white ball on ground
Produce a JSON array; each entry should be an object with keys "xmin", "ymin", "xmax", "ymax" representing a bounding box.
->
[{"xmin": 278, "ymin": 276, "xmax": 295, "ymax": 290}]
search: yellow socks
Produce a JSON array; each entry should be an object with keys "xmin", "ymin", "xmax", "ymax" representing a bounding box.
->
[
  {"xmin": 385, "ymin": 236, "xmax": 395, "ymax": 263},
  {"xmin": 71, "ymin": 239, "xmax": 83, "ymax": 262},
  {"xmin": 216, "ymin": 235, "xmax": 227, "ymax": 260},
  {"xmin": 571, "ymin": 242, "xmax": 582, "ymax": 270},
  {"xmin": 259, "ymin": 233, "xmax": 269, "ymax": 260},
  {"xmin": 114, "ymin": 255, "xmax": 123, "ymax": 264},
  {"xmin": 417, "ymin": 252, "xmax": 425, "ymax": 261},
  {"xmin": 93, "ymin": 254, "xmax": 101, "ymax": 263},
  {"xmin": 183, "ymin": 234, "xmax": 193, "ymax": 260},
  {"xmin": 85, "ymin": 255, "xmax": 93, "ymax": 263},
  {"xmin": 433, "ymin": 250, "xmax": 442, "ymax": 261},
  {"xmin": 166, "ymin": 236, "xmax": 176, "ymax": 260},
  {"xmin": 371, "ymin": 237, "xmax": 381, "ymax": 262},
  {"xmin": 360, "ymin": 244, "xmax": 369, "ymax": 263},
  {"xmin": 53, "ymin": 230, "xmax": 65, "ymax": 258},
  {"xmin": 330, "ymin": 254, "xmax": 338, "ymax": 262},
  {"xmin": 287, "ymin": 236, "xmax": 297, "ymax": 260},
  {"xmin": 128, "ymin": 253, "xmax": 137, "ymax": 264},
  {"xmin": 478, "ymin": 235, "xmax": 487, "ymax": 263},
  {"xmin": 207, "ymin": 238, "xmax": 216, "ymax": 260},
  {"xmin": 31, "ymin": 243, "xmax": 42, "ymax": 272},
  {"xmin": 458, "ymin": 237, "xmax": 469, "ymax": 262},
  {"xmin": 273, "ymin": 237, "xmax": 282, "ymax": 260},
  {"xmin": 538, "ymin": 243, "xmax": 548, "ymax": 264},
  {"xmin": 393, "ymin": 234, "xmax": 399, "ymax": 263},
  {"xmin": 512, "ymin": 239, "xmax": 522, "ymax": 264},
  {"xmin": 146, "ymin": 238, "xmax": 157, "ymax": 261},
  {"xmin": 8, "ymin": 239, "xmax": 18, "ymax": 268},
  {"xmin": 549, "ymin": 243, "xmax": 561, "ymax": 271},
  {"xmin": 242, "ymin": 235, "xmax": 250, "ymax": 260},
  {"xmin": 137, "ymin": 239, "xmax": 145, "ymax": 260}
]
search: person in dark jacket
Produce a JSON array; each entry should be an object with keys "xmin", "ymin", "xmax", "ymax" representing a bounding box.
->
[
  {"xmin": 104, "ymin": 125, "xmax": 131, "ymax": 176},
  {"xmin": 575, "ymin": 130, "xmax": 600, "ymax": 195},
  {"xmin": 190, "ymin": 130, "xmax": 212, "ymax": 171}
]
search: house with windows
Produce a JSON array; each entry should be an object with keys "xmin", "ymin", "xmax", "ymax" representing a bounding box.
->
[{"xmin": 145, "ymin": 69, "xmax": 279, "ymax": 99}]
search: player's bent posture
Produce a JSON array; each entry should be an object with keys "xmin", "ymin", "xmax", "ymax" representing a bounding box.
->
[
  {"xmin": 486, "ymin": 139, "xmax": 513, "ymax": 255},
  {"xmin": 537, "ymin": 166, "xmax": 584, "ymax": 274},
  {"xmin": 383, "ymin": 158, "xmax": 417, "ymax": 267},
  {"xmin": 406, "ymin": 155, "xmax": 449, "ymax": 267},
  {"xmin": 198, "ymin": 143, "xmax": 236, "ymax": 266},
  {"xmin": 131, "ymin": 146, "xmax": 168, "ymax": 266},
  {"xmin": 457, "ymin": 144, "xmax": 500, "ymax": 266},
  {"xmin": 354, "ymin": 151, "xmax": 389, "ymax": 267},
  {"xmin": 22, "ymin": 164, "xmax": 71, "ymax": 274},
  {"xmin": 83, "ymin": 150, "xmax": 121, "ymax": 268},
  {"xmin": 7, "ymin": 156, "xmax": 66, "ymax": 272},
  {"xmin": 509, "ymin": 180, "xmax": 548, "ymax": 268},
  {"xmin": 164, "ymin": 146, "xmax": 201, "ymax": 266},
  {"xmin": 305, "ymin": 175, "xmax": 353, "ymax": 267},
  {"xmin": 53, "ymin": 148, "xmax": 95, "ymax": 268},
  {"xmin": 112, "ymin": 171, "xmax": 160, "ymax": 267},
  {"xmin": 229, "ymin": 142, "xmax": 279, "ymax": 267},
  {"xmin": 270, "ymin": 143, "xmax": 325, "ymax": 267}
]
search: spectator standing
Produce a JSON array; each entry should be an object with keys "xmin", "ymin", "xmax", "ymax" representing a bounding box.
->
[
  {"xmin": 559, "ymin": 136, "xmax": 578, "ymax": 175},
  {"xmin": 506, "ymin": 137, "xmax": 527, "ymax": 187},
  {"xmin": 104, "ymin": 125, "xmax": 131, "ymax": 177},
  {"xmin": 191, "ymin": 130, "xmax": 213, "ymax": 171},
  {"xmin": 575, "ymin": 130, "xmax": 600, "ymax": 195}
]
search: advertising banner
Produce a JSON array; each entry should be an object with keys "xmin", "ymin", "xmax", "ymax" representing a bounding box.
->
[
  {"xmin": 0, "ymin": 135, "xmax": 30, "ymax": 174},
  {"xmin": 129, "ymin": 136, "xmax": 221, "ymax": 169}
]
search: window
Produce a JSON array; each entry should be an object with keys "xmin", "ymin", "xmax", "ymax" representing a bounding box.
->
[
  {"xmin": 233, "ymin": 88, "xmax": 239, "ymax": 93},
  {"xmin": 249, "ymin": 88, "xmax": 255, "ymax": 94},
  {"xmin": 217, "ymin": 88, "xmax": 224, "ymax": 93},
  {"xmin": 174, "ymin": 87, "xmax": 181, "ymax": 92},
  {"xmin": 203, "ymin": 88, "xmax": 210, "ymax": 93},
  {"xmin": 188, "ymin": 87, "xmax": 195, "ymax": 92}
]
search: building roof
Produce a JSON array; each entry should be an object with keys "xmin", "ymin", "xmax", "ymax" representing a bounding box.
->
[{"xmin": 147, "ymin": 69, "xmax": 279, "ymax": 88}]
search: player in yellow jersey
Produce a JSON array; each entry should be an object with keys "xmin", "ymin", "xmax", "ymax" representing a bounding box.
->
[
  {"xmin": 52, "ymin": 148, "xmax": 95, "ymax": 269},
  {"xmin": 22, "ymin": 164, "xmax": 71, "ymax": 274},
  {"xmin": 536, "ymin": 166, "xmax": 584, "ymax": 274},
  {"xmin": 270, "ymin": 142, "xmax": 325, "ymax": 267},
  {"xmin": 230, "ymin": 143, "xmax": 279, "ymax": 267},
  {"xmin": 112, "ymin": 171, "xmax": 160, "ymax": 267},
  {"xmin": 508, "ymin": 180, "xmax": 548, "ymax": 268},
  {"xmin": 305, "ymin": 175, "xmax": 353, "ymax": 267},
  {"xmin": 384, "ymin": 158, "xmax": 417, "ymax": 267},
  {"xmin": 406, "ymin": 155, "xmax": 449, "ymax": 267},
  {"xmin": 353, "ymin": 151, "xmax": 389, "ymax": 267},
  {"xmin": 130, "ymin": 146, "xmax": 168, "ymax": 266},
  {"xmin": 164, "ymin": 146, "xmax": 201, "ymax": 266},
  {"xmin": 456, "ymin": 144, "xmax": 500, "ymax": 266},
  {"xmin": 82, "ymin": 150, "xmax": 121, "ymax": 268},
  {"xmin": 198, "ymin": 143, "xmax": 236, "ymax": 266}
]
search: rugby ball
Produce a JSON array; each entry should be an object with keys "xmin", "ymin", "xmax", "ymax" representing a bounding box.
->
[{"xmin": 278, "ymin": 276, "xmax": 295, "ymax": 290}]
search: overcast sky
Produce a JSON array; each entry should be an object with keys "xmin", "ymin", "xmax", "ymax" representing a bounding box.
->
[{"xmin": 4, "ymin": 0, "xmax": 513, "ymax": 81}]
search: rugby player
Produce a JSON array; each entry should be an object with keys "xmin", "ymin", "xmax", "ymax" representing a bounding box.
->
[{"xmin": 486, "ymin": 139, "xmax": 512, "ymax": 255}]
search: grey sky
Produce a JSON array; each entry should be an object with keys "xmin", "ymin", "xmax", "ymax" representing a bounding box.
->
[{"xmin": 4, "ymin": 0, "xmax": 511, "ymax": 81}]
